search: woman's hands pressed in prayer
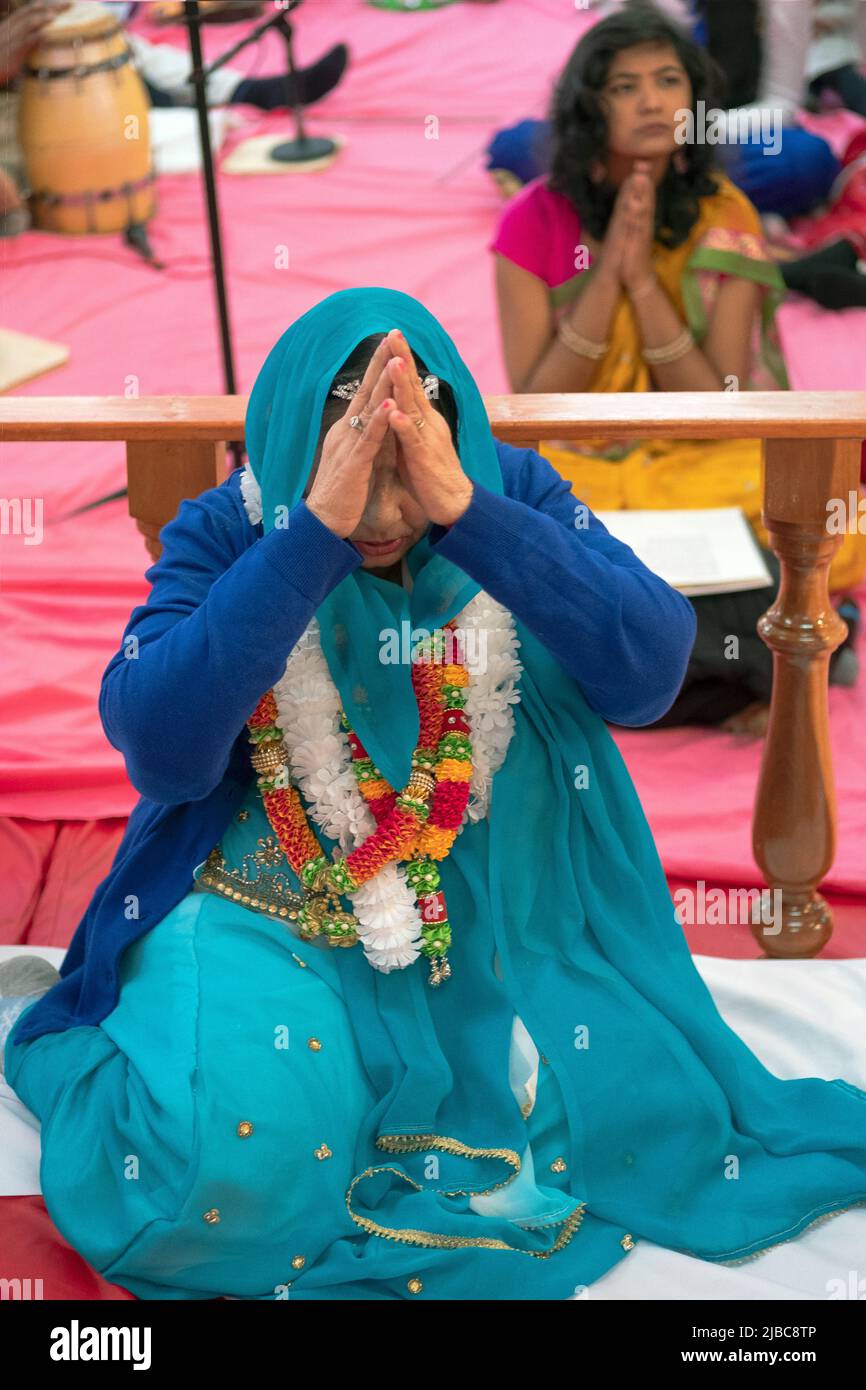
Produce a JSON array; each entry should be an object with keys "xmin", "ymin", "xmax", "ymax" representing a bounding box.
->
[
  {"xmin": 303, "ymin": 334, "xmax": 394, "ymax": 540},
  {"xmin": 382, "ymin": 329, "xmax": 474, "ymax": 529},
  {"xmin": 304, "ymin": 329, "xmax": 473, "ymax": 541},
  {"xmin": 590, "ymin": 158, "xmax": 755, "ymax": 391},
  {"xmin": 596, "ymin": 158, "xmax": 656, "ymax": 291},
  {"xmin": 615, "ymin": 161, "xmax": 656, "ymax": 291}
]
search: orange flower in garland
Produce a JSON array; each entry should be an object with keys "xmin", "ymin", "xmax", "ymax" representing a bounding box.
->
[
  {"xmin": 245, "ymin": 620, "xmax": 473, "ymax": 984},
  {"xmin": 248, "ymin": 692, "xmax": 321, "ymax": 873}
]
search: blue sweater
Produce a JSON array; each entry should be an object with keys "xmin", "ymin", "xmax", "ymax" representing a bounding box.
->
[{"xmin": 14, "ymin": 441, "xmax": 696, "ymax": 1042}]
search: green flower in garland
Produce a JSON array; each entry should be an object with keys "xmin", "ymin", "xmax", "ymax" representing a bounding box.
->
[
  {"xmin": 326, "ymin": 859, "xmax": 358, "ymax": 895},
  {"xmin": 438, "ymin": 731, "xmax": 472, "ymax": 761},
  {"xmin": 300, "ymin": 854, "xmax": 329, "ymax": 891},
  {"xmin": 248, "ymin": 723, "xmax": 280, "ymax": 744},
  {"xmin": 421, "ymin": 921, "xmax": 452, "ymax": 956},
  {"xmin": 405, "ymin": 857, "xmax": 441, "ymax": 893}
]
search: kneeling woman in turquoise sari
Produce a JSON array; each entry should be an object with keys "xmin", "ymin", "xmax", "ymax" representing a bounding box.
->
[{"xmin": 4, "ymin": 286, "xmax": 866, "ymax": 1301}]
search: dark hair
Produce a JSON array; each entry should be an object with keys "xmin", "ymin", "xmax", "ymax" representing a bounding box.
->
[
  {"xmin": 545, "ymin": 0, "xmax": 722, "ymax": 247},
  {"xmin": 321, "ymin": 333, "xmax": 459, "ymax": 447}
]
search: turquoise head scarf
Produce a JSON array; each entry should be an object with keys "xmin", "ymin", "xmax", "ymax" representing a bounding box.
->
[{"xmin": 245, "ymin": 285, "xmax": 504, "ymax": 793}]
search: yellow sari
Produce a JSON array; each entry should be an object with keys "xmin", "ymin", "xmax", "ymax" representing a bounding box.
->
[{"xmin": 540, "ymin": 175, "xmax": 866, "ymax": 593}]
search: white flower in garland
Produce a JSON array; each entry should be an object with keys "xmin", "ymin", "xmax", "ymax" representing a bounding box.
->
[
  {"xmin": 240, "ymin": 461, "xmax": 263, "ymax": 526},
  {"xmin": 241, "ymin": 465, "xmax": 523, "ymax": 971},
  {"xmin": 273, "ymin": 618, "xmax": 426, "ymax": 970},
  {"xmin": 457, "ymin": 594, "xmax": 523, "ymax": 825}
]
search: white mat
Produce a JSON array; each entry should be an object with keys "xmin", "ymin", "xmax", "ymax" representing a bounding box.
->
[
  {"xmin": 2, "ymin": 945, "xmax": 865, "ymax": 1299},
  {"xmin": 146, "ymin": 108, "xmax": 237, "ymax": 175}
]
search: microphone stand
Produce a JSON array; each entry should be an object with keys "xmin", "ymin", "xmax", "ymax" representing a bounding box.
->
[{"xmin": 182, "ymin": 0, "xmax": 337, "ymax": 463}]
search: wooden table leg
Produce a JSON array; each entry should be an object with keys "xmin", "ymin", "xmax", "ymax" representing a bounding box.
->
[
  {"xmin": 126, "ymin": 440, "xmax": 228, "ymax": 561},
  {"xmin": 752, "ymin": 436, "xmax": 861, "ymax": 958}
]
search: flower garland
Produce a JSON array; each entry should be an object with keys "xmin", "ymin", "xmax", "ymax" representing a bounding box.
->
[
  {"xmin": 271, "ymin": 593, "xmax": 522, "ymax": 976},
  {"xmin": 248, "ymin": 623, "xmax": 474, "ymax": 984},
  {"xmin": 457, "ymin": 594, "xmax": 523, "ymax": 822},
  {"xmin": 238, "ymin": 465, "xmax": 523, "ymax": 980}
]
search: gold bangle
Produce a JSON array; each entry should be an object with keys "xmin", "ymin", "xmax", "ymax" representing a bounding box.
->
[
  {"xmin": 557, "ymin": 318, "xmax": 609, "ymax": 361},
  {"xmin": 641, "ymin": 328, "xmax": 694, "ymax": 366}
]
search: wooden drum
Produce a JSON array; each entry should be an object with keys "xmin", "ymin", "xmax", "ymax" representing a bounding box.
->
[{"xmin": 18, "ymin": 1, "xmax": 156, "ymax": 234}]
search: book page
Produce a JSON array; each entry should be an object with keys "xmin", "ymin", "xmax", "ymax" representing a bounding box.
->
[{"xmin": 593, "ymin": 508, "xmax": 774, "ymax": 596}]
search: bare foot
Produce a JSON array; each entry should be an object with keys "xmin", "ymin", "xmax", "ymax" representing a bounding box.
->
[{"xmin": 720, "ymin": 701, "xmax": 770, "ymax": 737}]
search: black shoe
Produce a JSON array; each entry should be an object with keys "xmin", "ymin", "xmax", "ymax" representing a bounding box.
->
[
  {"xmin": 295, "ymin": 42, "xmax": 349, "ymax": 107},
  {"xmin": 781, "ymin": 240, "xmax": 866, "ymax": 310},
  {"xmin": 232, "ymin": 43, "xmax": 349, "ymax": 111}
]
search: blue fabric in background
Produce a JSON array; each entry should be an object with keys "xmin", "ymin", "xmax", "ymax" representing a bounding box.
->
[
  {"xmin": 486, "ymin": 118, "xmax": 549, "ymax": 182},
  {"xmin": 688, "ymin": 0, "xmax": 708, "ymax": 46},
  {"xmin": 716, "ymin": 132, "xmax": 841, "ymax": 218}
]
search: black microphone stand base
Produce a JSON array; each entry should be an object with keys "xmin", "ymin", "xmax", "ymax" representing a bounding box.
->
[{"xmin": 269, "ymin": 135, "xmax": 338, "ymax": 164}]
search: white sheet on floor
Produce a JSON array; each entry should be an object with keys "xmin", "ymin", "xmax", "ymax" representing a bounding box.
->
[
  {"xmin": 2, "ymin": 945, "xmax": 865, "ymax": 1299},
  {"xmin": 147, "ymin": 107, "xmax": 236, "ymax": 175}
]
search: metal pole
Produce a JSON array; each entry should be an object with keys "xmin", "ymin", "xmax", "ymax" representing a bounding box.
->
[{"xmin": 184, "ymin": 0, "xmax": 237, "ymax": 402}]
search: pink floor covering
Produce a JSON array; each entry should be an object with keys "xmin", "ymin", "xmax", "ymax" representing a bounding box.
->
[{"xmin": 3, "ymin": 0, "xmax": 866, "ymax": 950}]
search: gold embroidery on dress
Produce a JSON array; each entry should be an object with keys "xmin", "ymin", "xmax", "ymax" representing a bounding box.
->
[
  {"xmin": 344, "ymin": 1134, "xmax": 587, "ymax": 1256},
  {"xmin": 193, "ymin": 846, "xmax": 306, "ymax": 921},
  {"xmin": 346, "ymin": 1164, "xmax": 587, "ymax": 1256},
  {"xmin": 375, "ymin": 1132, "xmax": 522, "ymax": 1196},
  {"xmin": 252, "ymin": 836, "xmax": 285, "ymax": 869},
  {"xmin": 684, "ymin": 1197, "xmax": 866, "ymax": 1266}
]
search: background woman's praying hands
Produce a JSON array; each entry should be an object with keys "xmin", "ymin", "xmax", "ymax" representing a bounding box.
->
[{"xmin": 594, "ymin": 158, "xmax": 657, "ymax": 290}]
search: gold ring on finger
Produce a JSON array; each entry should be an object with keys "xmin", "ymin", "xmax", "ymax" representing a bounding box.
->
[{"xmin": 414, "ymin": 416, "xmax": 426, "ymax": 431}]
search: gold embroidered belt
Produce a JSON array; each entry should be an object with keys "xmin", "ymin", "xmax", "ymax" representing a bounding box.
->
[{"xmin": 193, "ymin": 846, "xmax": 308, "ymax": 925}]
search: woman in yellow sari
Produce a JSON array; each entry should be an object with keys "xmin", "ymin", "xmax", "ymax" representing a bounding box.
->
[{"xmin": 491, "ymin": 2, "xmax": 864, "ymax": 727}]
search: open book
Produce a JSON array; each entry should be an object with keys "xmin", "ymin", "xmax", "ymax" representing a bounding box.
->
[{"xmin": 592, "ymin": 507, "xmax": 774, "ymax": 598}]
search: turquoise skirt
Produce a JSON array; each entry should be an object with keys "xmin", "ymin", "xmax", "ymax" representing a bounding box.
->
[{"xmin": 6, "ymin": 889, "xmax": 614, "ymax": 1301}]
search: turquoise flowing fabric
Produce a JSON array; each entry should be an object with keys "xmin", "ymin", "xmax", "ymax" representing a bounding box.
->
[
  {"xmin": 8, "ymin": 286, "xmax": 866, "ymax": 1301},
  {"xmin": 240, "ymin": 286, "xmax": 866, "ymax": 1285}
]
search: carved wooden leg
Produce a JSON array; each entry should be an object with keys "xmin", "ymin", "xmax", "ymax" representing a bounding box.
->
[
  {"xmin": 126, "ymin": 440, "xmax": 227, "ymax": 561},
  {"xmin": 752, "ymin": 437, "xmax": 861, "ymax": 958}
]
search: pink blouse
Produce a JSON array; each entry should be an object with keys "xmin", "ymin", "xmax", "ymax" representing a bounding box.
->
[{"xmin": 488, "ymin": 177, "xmax": 590, "ymax": 289}]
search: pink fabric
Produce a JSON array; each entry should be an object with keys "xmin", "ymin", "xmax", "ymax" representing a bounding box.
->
[
  {"xmin": 488, "ymin": 176, "xmax": 584, "ymax": 285},
  {"xmin": 0, "ymin": 817, "xmax": 126, "ymax": 947},
  {"xmin": 2, "ymin": 0, "xmax": 866, "ymax": 908},
  {"xmin": 789, "ymin": 171, "xmax": 866, "ymax": 254},
  {"xmin": 615, "ymin": 582, "xmax": 866, "ymax": 899},
  {"xmin": 788, "ymin": 121, "xmax": 866, "ymax": 254},
  {"xmin": 795, "ymin": 108, "xmax": 866, "ymax": 160},
  {"xmin": 0, "ymin": 1196, "xmax": 137, "ymax": 1301}
]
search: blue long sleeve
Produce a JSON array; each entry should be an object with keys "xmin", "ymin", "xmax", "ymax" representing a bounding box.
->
[
  {"xmin": 100, "ymin": 447, "xmax": 696, "ymax": 814},
  {"xmin": 428, "ymin": 444, "xmax": 697, "ymax": 726},
  {"xmin": 99, "ymin": 482, "xmax": 363, "ymax": 805}
]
